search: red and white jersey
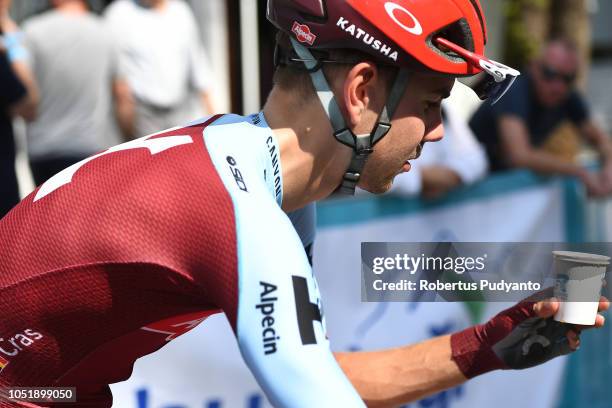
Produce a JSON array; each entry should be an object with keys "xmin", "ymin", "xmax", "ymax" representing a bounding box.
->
[{"xmin": 0, "ymin": 113, "xmax": 362, "ymax": 407}]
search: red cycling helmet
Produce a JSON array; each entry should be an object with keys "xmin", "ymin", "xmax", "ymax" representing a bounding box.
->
[
  {"xmin": 268, "ymin": 0, "xmax": 518, "ymax": 101},
  {"xmin": 267, "ymin": 0, "xmax": 519, "ymax": 195},
  {"xmin": 269, "ymin": 0, "xmax": 486, "ymax": 73}
]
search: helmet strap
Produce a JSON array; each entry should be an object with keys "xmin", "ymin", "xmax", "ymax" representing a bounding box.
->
[{"xmin": 290, "ymin": 38, "xmax": 410, "ymax": 196}]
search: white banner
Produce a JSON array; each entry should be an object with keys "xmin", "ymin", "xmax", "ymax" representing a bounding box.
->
[
  {"xmin": 111, "ymin": 179, "xmax": 567, "ymax": 408},
  {"xmin": 316, "ymin": 183, "xmax": 566, "ymax": 408}
]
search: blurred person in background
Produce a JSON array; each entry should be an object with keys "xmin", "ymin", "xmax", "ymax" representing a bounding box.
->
[
  {"xmin": 0, "ymin": 0, "xmax": 37, "ymax": 217},
  {"xmin": 22, "ymin": 0, "xmax": 131, "ymax": 186},
  {"xmin": 105, "ymin": 0, "xmax": 216, "ymax": 138},
  {"xmin": 470, "ymin": 38, "xmax": 612, "ymax": 197},
  {"xmin": 358, "ymin": 100, "xmax": 488, "ymax": 200}
]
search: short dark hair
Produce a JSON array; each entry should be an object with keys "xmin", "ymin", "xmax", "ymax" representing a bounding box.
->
[{"xmin": 272, "ymin": 31, "xmax": 398, "ymax": 102}]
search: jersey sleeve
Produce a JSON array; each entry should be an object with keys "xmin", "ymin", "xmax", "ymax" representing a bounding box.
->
[
  {"xmin": 233, "ymin": 199, "xmax": 364, "ymax": 407},
  {"xmin": 202, "ymin": 119, "xmax": 364, "ymax": 407}
]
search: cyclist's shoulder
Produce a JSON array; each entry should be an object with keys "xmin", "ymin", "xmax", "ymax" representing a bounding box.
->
[
  {"xmin": 187, "ymin": 113, "xmax": 273, "ymax": 151},
  {"xmin": 202, "ymin": 113, "xmax": 284, "ymax": 205},
  {"xmin": 198, "ymin": 112, "xmax": 271, "ymax": 136}
]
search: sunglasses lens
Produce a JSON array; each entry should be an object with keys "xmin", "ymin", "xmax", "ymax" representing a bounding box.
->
[
  {"xmin": 490, "ymin": 76, "xmax": 517, "ymax": 104},
  {"xmin": 471, "ymin": 74, "xmax": 494, "ymax": 100},
  {"xmin": 434, "ymin": 37, "xmax": 520, "ymax": 104},
  {"xmin": 471, "ymin": 74, "xmax": 517, "ymax": 105}
]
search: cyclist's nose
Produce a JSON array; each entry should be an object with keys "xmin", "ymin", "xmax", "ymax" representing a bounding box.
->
[{"xmin": 423, "ymin": 122, "xmax": 444, "ymax": 143}]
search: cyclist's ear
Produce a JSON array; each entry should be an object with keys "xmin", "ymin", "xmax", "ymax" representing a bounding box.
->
[{"xmin": 343, "ymin": 62, "xmax": 379, "ymax": 128}]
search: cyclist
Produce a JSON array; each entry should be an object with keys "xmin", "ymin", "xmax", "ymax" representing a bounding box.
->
[{"xmin": 0, "ymin": 1, "xmax": 607, "ymax": 407}]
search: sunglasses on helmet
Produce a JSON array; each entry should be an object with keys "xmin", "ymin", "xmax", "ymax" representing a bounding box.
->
[{"xmin": 435, "ymin": 37, "xmax": 521, "ymax": 105}]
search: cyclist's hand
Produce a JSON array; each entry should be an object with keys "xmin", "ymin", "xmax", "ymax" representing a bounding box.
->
[{"xmin": 450, "ymin": 291, "xmax": 609, "ymax": 378}]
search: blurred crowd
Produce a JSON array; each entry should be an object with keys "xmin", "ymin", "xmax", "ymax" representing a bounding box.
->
[
  {"xmin": 1, "ymin": 0, "xmax": 612, "ymax": 219},
  {"xmin": 0, "ymin": 0, "xmax": 215, "ymax": 218}
]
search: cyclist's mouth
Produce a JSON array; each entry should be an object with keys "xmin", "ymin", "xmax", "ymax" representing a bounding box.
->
[{"xmin": 412, "ymin": 142, "xmax": 425, "ymax": 160}]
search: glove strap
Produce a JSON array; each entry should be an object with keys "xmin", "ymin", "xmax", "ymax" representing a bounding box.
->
[{"xmin": 450, "ymin": 325, "xmax": 507, "ymax": 379}]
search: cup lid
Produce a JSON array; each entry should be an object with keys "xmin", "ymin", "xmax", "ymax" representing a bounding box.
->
[{"xmin": 553, "ymin": 251, "xmax": 610, "ymax": 265}]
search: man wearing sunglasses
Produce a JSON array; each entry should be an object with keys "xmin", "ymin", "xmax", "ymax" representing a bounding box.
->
[{"xmin": 471, "ymin": 38, "xmax": 612, "ymax": 196}]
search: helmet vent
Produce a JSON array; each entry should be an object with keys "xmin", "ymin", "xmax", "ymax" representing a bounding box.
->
[{"xmin": 428, "ymin": 19, "xmax": 474, "ymax": 63}]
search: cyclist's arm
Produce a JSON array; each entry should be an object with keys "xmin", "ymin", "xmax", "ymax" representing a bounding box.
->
[
  {"xmin": 285, "ymin": 204, "xmax": 462, "ymax": 407},
  {"xmin": 335, "ymin": 335, "xmax": 464, "ymax": 407},
  {"xmin": 203, "ymin": 117, "xmax": 364, "ymax": 406},
  {"xmin": 334, "ymin": 296, "xmax": 592, "ymax": 408},
  {"xmin": 232, "ymin": 199, "xmax": 365, "ymax": 408}
]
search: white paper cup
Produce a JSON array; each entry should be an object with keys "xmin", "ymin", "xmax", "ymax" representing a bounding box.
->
[{"xmin": 553, "ymin": 251, "xmax": 609, "ymax": 325}]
